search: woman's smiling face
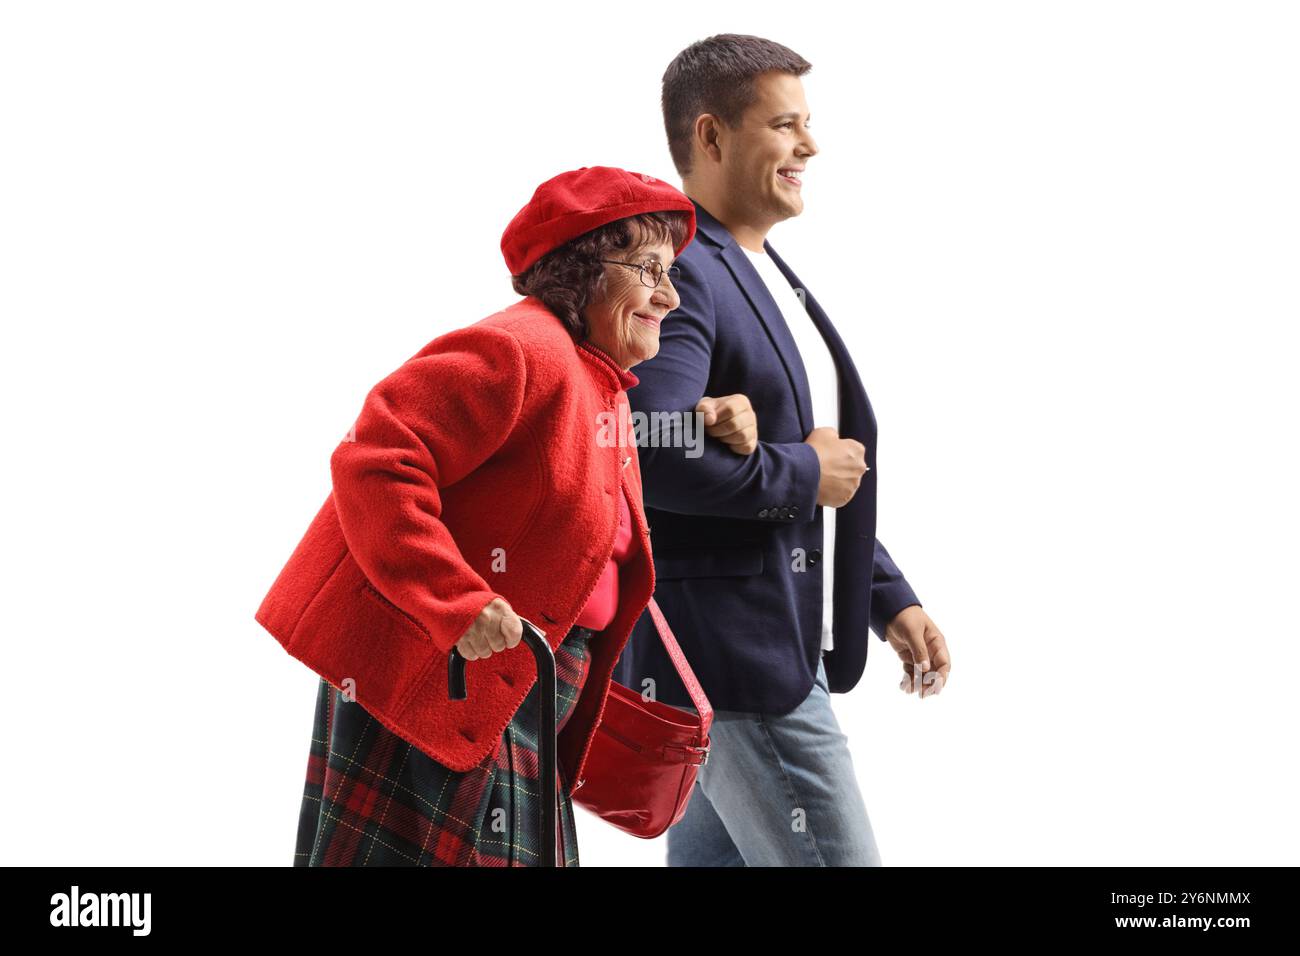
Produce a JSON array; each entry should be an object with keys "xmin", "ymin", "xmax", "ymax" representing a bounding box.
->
[{"xmin": 583, "ymin": 234, "xmax": 681, "ymax": 370}]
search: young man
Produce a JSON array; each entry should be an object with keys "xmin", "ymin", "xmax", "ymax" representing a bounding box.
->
[{"xmin": 613, "ymin": 34, "xmax": 953, "ymax": 866}]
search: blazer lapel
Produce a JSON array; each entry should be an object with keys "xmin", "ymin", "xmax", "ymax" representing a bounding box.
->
[
  {"xmin": 764, "ymin": 240, "xmax": 877, "ymax": 440},
  {"xmin": 693, "ymin": 202, "xmax": 815, "ymax": 436}
]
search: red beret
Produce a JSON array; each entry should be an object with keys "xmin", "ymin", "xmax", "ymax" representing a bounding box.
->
[{"xmin": 501, "ymin": 166, "xmax": 697, "ymax": 276}]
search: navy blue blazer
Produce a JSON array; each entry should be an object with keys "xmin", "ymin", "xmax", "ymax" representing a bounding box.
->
[{"xmin": 612, "ymin": 200, "xmax": 921, "ymax": 714}]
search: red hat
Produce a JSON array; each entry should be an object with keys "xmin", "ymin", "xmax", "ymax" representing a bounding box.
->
[{"xmin": 501, "ymin": 166, "xmax": 697, "ymax": 276}]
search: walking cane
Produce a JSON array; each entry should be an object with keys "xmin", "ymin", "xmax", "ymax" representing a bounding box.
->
[{"xmin": 447, "ymin": 617, "xmax": 560, "ymax": 867}]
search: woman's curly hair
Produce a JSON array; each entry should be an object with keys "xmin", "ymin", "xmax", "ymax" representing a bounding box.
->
[{"xmin": 511, "ymin": 212, "xmax": 692, "ymax": 342}]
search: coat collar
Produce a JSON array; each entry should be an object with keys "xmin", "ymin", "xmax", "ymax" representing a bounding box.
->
[
  {"xmin": 689, "ymin": 198, "xmax": 779, "ymax": 259},
  {"xmin": 577, "ymin": 338, "xmax": 640, "ymax": 392},
  {"xmin": 518, "ymin": 295, "xmax": 640, "ymax": 392},
  {"xmin": 689, "ymin": 199, "xmax": 737, "ymax": 251}
]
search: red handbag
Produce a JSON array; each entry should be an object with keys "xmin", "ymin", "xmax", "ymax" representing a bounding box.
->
[{"xmin": 570, "ymin": 597, "xmax": 713, "ymax": 838}]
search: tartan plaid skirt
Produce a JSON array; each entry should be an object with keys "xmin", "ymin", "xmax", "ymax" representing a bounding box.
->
[{"xmin": 294, "ymin": 624, "xmax": 597, "ymax": 866}]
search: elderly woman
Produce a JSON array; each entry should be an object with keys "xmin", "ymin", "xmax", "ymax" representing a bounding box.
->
[{"xmin": 254, "ymin": 166, "xmax": 758, "ymax": 866}]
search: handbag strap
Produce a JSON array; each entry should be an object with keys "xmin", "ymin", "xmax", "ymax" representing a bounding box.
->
[{"xmin": 645, "ymin": 597, "xmax": 713, "ymax": 727}]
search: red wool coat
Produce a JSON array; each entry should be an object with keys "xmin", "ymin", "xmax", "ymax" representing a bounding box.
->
[{"xmin": 254, "ymin": 296, "xmax": 655, "ymax": 787}]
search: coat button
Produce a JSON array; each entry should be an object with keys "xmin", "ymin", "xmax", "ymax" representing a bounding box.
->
[
  {"xmin": 779, "ymin": 507, "xmax": 790, "ymax": 519},
  {"xmin": 809, "ymin": 548, "xmax": 821, "ymax": 567},
  {"xmin": 791, "ymin": 506, "xmax": 799, "ymax": 517},
  {"xmin": 758, "ymin": 508, "xmax": 769, "ymax": 518}
]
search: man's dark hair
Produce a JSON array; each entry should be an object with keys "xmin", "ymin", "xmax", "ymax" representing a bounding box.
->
[
  {"xmin": 662, "ymin": 34, "xmax": 812, "ymax": 177},
  {"xmin": 511, "ymin": 212, "xmax": 692, "ymax": 342}
]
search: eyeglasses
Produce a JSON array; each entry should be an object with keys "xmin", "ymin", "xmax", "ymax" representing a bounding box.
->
[{"xmin": 598, "ymin": 258, "xmax": 681, "ymax": 289}]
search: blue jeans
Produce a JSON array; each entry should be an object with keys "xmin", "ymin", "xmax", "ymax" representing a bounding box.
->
[{"xmin": 666, "ymin": 653, "xmax": 883, "ymax": 866}]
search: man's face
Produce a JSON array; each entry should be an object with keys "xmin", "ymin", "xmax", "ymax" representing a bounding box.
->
[{"xmin": 717, "ymin": 71, "xmax": 819, "ymax": 224}]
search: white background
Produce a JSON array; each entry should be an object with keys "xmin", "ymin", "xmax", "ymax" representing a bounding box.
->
[{"xmin": 2, "ymin": 1, "xmax": 1296, "ymax": 866}]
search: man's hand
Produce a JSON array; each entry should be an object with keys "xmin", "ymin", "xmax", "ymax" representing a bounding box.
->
[
  {"xmin": 697, "ymin": 394, "xmax": 758, "ymax": 455},
  {"xmin": 884, "ymin": 605, "xmax": 951, "ymax": 698},
  {"xmin": 804, "ymin": 426, "xmax": 868, "ymax": 507}
]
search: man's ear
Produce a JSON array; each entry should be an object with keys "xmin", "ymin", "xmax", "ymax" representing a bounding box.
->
[{"xmin": 694, "ymin": 113, "xmax": 724, "ymax": 164}]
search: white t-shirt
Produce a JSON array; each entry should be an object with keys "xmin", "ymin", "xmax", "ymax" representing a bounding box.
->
[{"xmin": 741, "ymin": 245, "xmax": 840, "ymax": 653}]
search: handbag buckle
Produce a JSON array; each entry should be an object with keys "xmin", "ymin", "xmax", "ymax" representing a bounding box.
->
[{"xmin": 664, "ymin": 741, "xmax": 710, "ymax": 766}]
